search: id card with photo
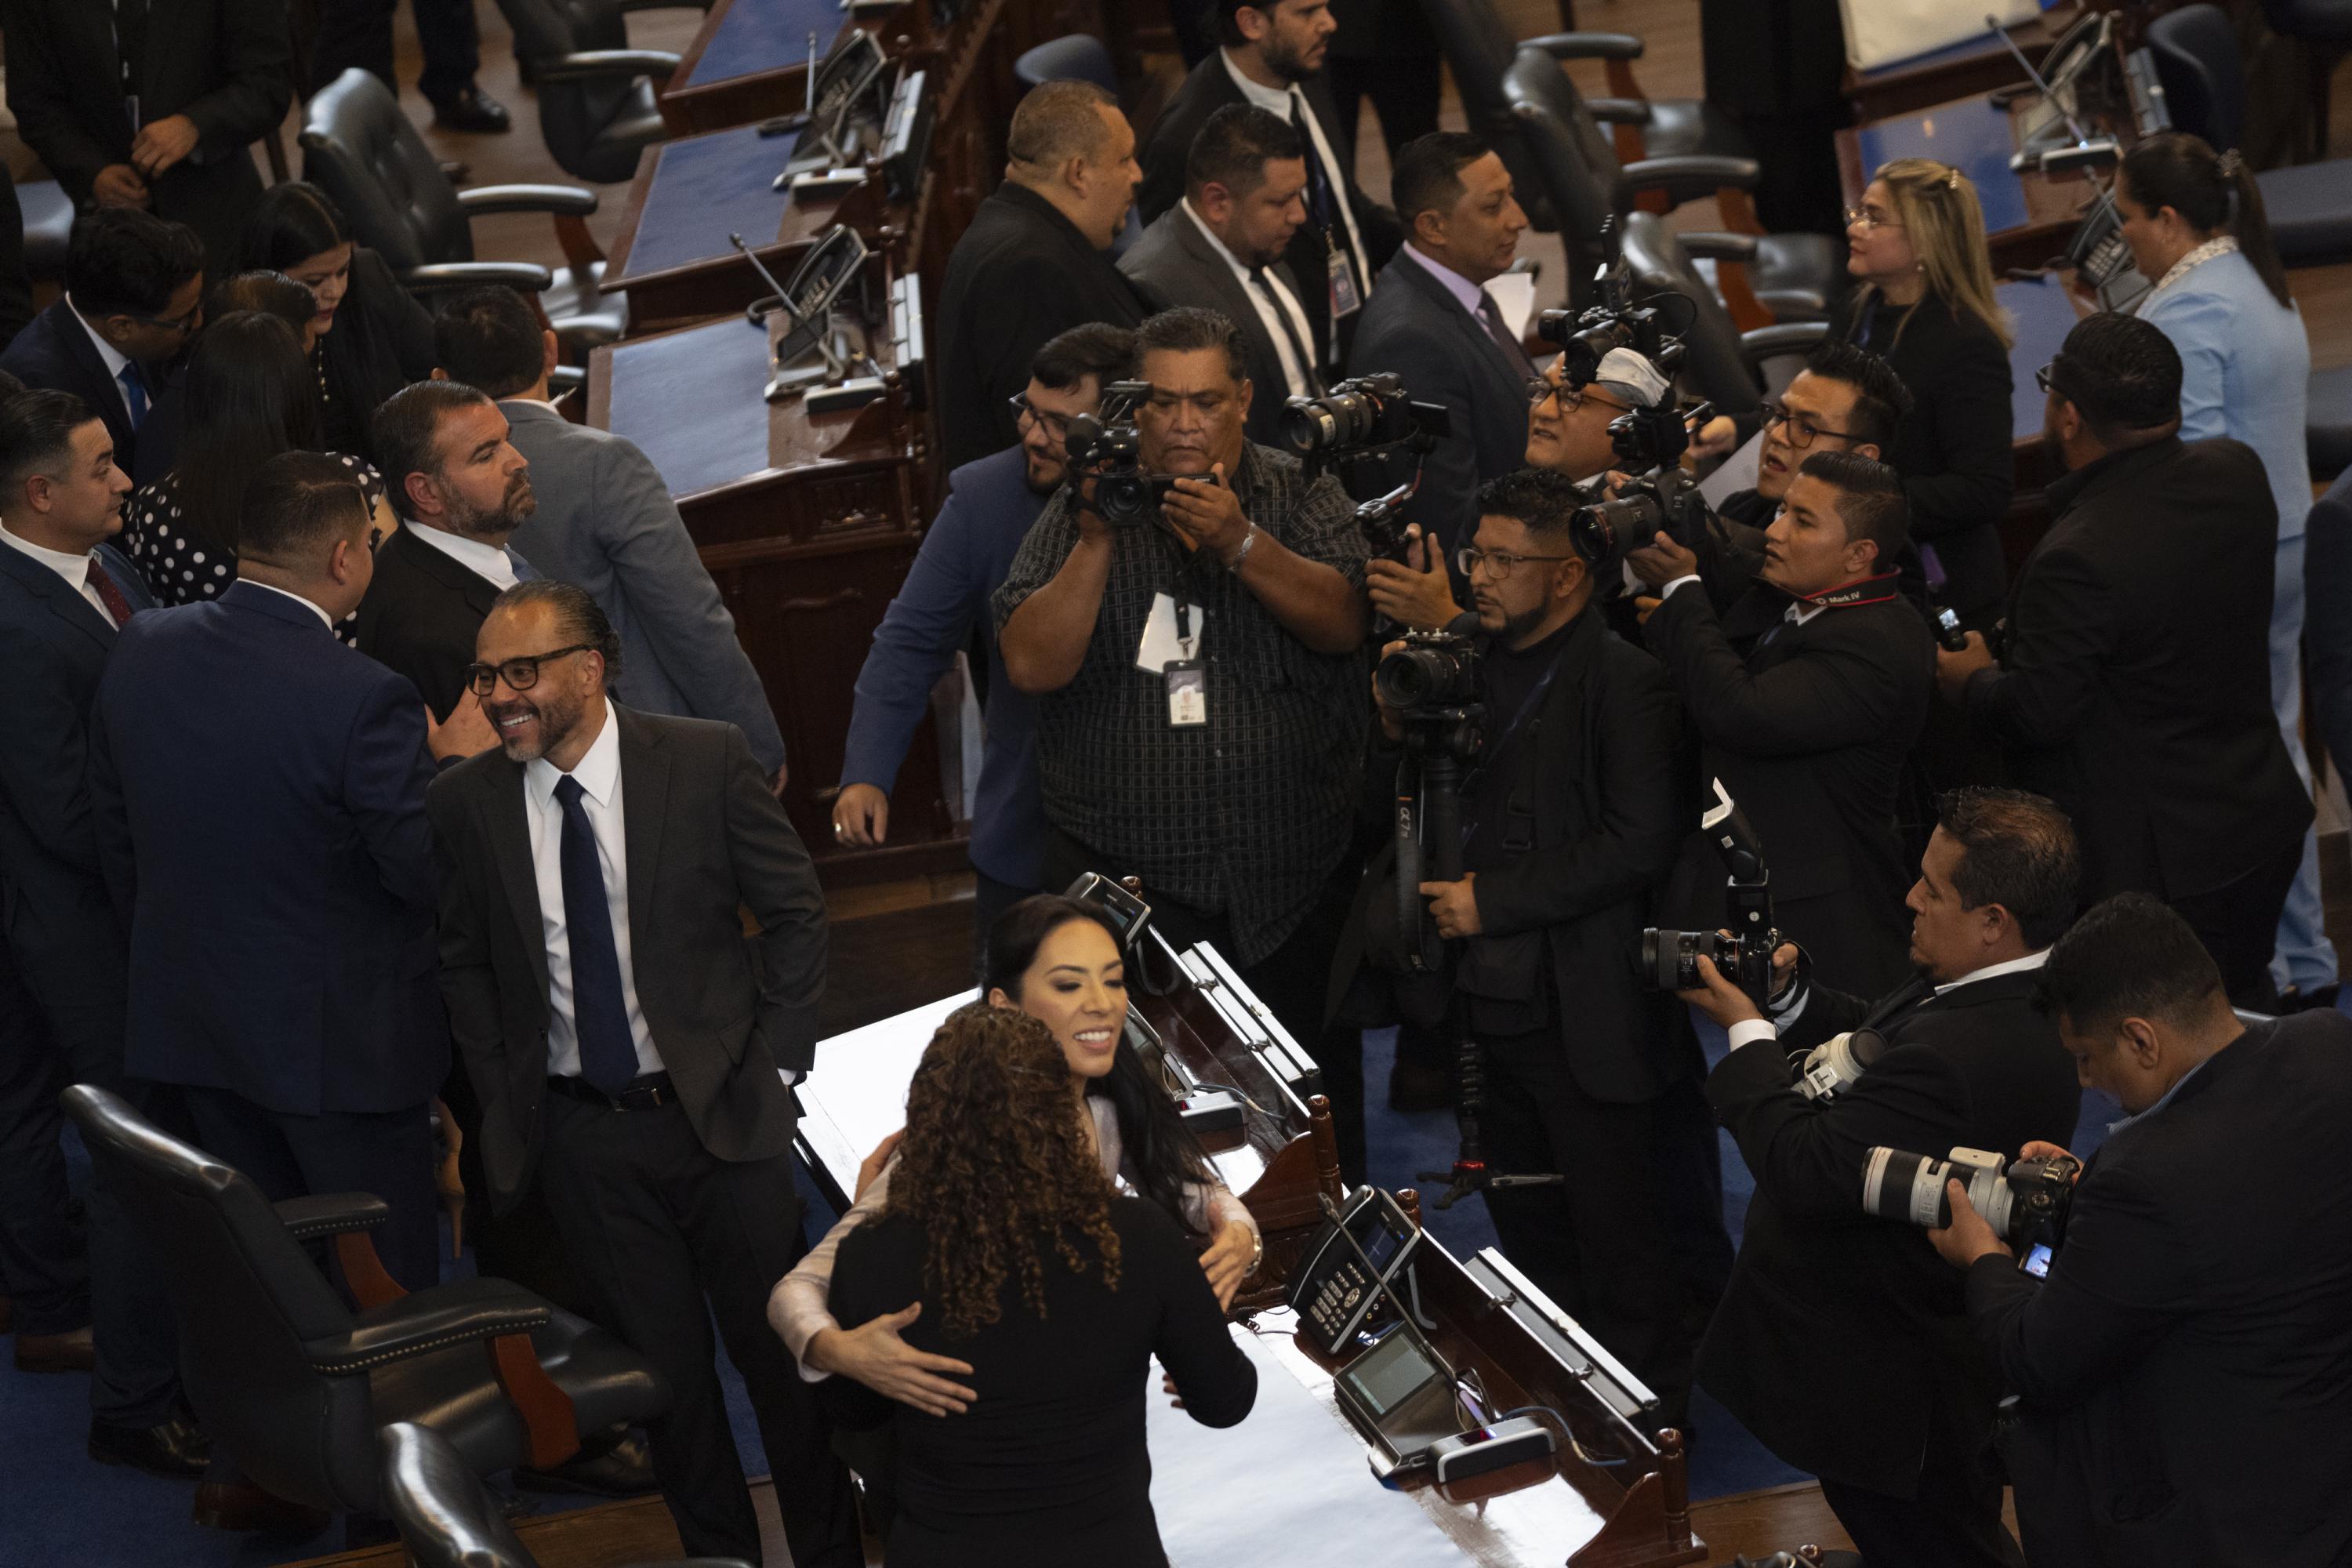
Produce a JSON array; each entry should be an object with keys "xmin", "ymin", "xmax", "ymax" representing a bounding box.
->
[{"xmin": 1165, "ymin": 660, "xmax": 1207, "ymax": 728}]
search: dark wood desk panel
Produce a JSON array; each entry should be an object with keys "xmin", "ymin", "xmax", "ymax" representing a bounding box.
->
[
  {"xmin": 1842, "ymin": 9, "xmax": 2074, "ymax": 123},
  {"xmin": 587, "ymin": 306, "xmax": 967, "ymax": 885},
  {"xmin": 1837, "ymin": 92, "xmax": 2103, "ymax": 274},
  {"xmin": 661, "ymin": 0, "xmax": 853, "ymax": 136}
]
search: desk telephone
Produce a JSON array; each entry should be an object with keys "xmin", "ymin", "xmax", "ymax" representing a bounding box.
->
[{"xmin": 1287, "ymin": 1185, "xmax": 1422, "ymax": 1355}]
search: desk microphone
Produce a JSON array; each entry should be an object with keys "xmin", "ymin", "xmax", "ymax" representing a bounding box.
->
[{"xmin": 729, "ymin": 232, "xmax": 816, "ymax": 334}]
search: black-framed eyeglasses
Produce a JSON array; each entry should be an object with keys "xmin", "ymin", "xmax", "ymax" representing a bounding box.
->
[
  {"xmin": 2034, "ymin": 360, "xmax": 2068, "ymax": 399},
  {"xmin": 464, "ymin": 644, "xmax": 595, "ymax": 698},
  {"xmin": 1007, "ymin": 393, "xmax": 1073, "ymax": 439},
  {"xmin": 1457, "ymin": 546, "xmax": 1576, "ymax": 578},
  {"xmin": 1525, "ymin": 376, "xmax": 1626, "ymax": 414},
  {"xmin": 1761, "ymin": 399, "xmax": 1862, "ymax": 449},
  {"xmin": 125, "ymin": 305, "xmax": 201, "ymax": 336}
]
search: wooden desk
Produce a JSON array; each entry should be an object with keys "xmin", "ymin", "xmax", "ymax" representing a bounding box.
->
[
  {"xmin": 1837, "ymin": 92, "xmax": 2107, "ymax": 274},
  {"xmin": 660, "ymin": 0, "xmax": 854, "ymax": 136},
  {"xmin": 585, "ymin": 289, "xmax": 965, "ymax": 884},
  {"xmin": 1842, "ymin": 9, "xmax": 2075, "ymax": 123}
]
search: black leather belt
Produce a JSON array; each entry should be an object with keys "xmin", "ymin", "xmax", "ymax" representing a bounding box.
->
[{"xmin": 546, "ymin": 1073, "xmax": 675, "ymax": 1112}]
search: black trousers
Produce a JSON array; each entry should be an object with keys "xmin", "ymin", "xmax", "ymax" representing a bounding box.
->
[
  {"xmin": 1477, "ymin": 1024, "xmax": 1692, "ymax": 1421},
  {"xmin": 2171, "ymin": 835, "xmax": 2303, "ymax": 1013},
  {"xmin": 310, "ymin": 0, "xmax": 477, "ymax": 104},
  {"xmin": 1326, "ymin": 54, "xmax": 1443, "ymax": 162},
  {"xmin": 538, "ymin": 1092, "xmax": 858, "ymax": 1568},
  {"xmin": 1820, "ymin": 1461, "xmax": 2027, "ymax": 1568}
]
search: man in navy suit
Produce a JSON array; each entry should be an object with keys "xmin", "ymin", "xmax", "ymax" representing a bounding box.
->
[
  {"xmin": 0, "ymin": 388, "xmax": 209, "ymax": 1478},
  {"xmin": 0, "ymin": 210, "xmax": 204, "ymax": 484},
  {"xmin": 831, "ymin": 322, "xmax": 1134, "ymax": 963},
  {"xmin": 89, "ymin": 450, "xmax": 495, "ymax": 1299},
  {"xmin": 1346, "ymin": 132, "xmax": 1532, "ymax": 561}
]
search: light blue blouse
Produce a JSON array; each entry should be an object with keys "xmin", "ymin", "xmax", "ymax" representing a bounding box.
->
[{"xmin": 2136, "ymin": 248, "xmax": 2313, "ymax": 542}]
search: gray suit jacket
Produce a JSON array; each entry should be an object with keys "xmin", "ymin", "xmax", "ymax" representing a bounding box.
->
[
  {"xmin": 1119, "ymin": 204, "xmax": 1318, "ymax": 450},
  {"xmin": 499, "ymin": 400, "xmax": 787, "ymax": 775},
  {"xmin": 427, "ymin": 704, "xmax": 825, "ymax": 1212}
]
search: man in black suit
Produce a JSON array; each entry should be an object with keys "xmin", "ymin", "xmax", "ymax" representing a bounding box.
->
[
  {"xmin": 1346, "ymin": 132, "xmax": 1531, "ymax": 560},
  {"xmin": 429, "ymin": 583, "xmax": 855, "ymax": 1567},
  {"xmin": 1363, "ymin": 468, "xmax": 1707, "ymax": 1423},
  {"xmin": 356, "ymin": 382, "xmax": 537, "ymax": 717},
  {"xmin": 1937, "ymin": 313, "xmax": 2310, "ymax": 1008},
  {"xmin": 1709, "ymin": 341, "xmax": 1907, "ymax": 537},
  {"xmin": 1633, "ymin": 451, "xmax": 1933, "ymax": 997},
  {"xmin": 1685, "ymin": 786, "xmax": 2084, "ymax": 1568},
  {"xmin": 0, "ymin": 211, "xmax": 205, "ymax": 483},
  {"xmin": 1931, "ymin": 893, "xmax": 2352, "ymax": 1568},
  {"xmin": 1120, "ymin": 105, "xmax": 1320, "ymax": 450},
  {"xmin": 1324, "ymin": 0, "xmax": 1442, "ymax": 161},
  {"xmin": 0, "ymin": 0, "xmax": 290, "ymax": 276},
  {"xmin": 0, "ymin": 389, "xmax": 208, "ymax": 1477},
  {"xmin": 935, "ymin": 81, "xmax": 1145, "ymax": 471},
  {"xmin": 0, "ymin": 181, "xmax": 33, "ymax": 352},
  {"xmin": 1140, "ymin": 0, "xmax": 1401, "ymax": 372}
]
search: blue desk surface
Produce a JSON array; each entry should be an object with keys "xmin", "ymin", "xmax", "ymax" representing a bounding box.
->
[
  {"xmin": 612, "ymin": 124, "xmax": 800, "ymax": 284},
  {"xmin": 605, "ymin": 316, "xmax": 775, "ymax": 498},
  {"xmin": 682, "ymin": 0, "xmax": 845, "ymax": 88},
  {"xmin": 1998, "ymin": 274, "xmax": 2085, "ymax": 441},
  {"xmin": 1855, "ymin": 98, "xmax": 2029, "ymax": 234}
]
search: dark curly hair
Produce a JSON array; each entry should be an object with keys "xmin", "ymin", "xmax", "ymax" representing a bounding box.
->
[{"xmin": 886, "ymin": 1004, "xmax": 1123, "ymax": 1341}]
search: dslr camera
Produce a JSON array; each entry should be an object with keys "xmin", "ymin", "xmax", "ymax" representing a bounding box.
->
[
  {"xmin": 1283, "ymin": 372, "xmax": 1451, "ymax": 492},
  {"xmin": 1862, "ymin": 1145, "xmax": 2082, "ymax": 1258},
  {"xmin": 1642, "ymin": 781, "xmax": 1780, "ymax": 1007},
  {"xmin": 1374, "ymin": 625, "xmax": 1480, "ymax": 722},
  {"xmin": 1065, "ymin": 380, "xmax": 1181, "ymax": 527}
]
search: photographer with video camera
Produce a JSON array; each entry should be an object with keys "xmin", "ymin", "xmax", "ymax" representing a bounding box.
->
[
  {"xmin": 1678, "ymin": 788, "xmax": 2083, "ymax": 1568},
  {"xmin": 1927, "ymin": 893, "xmax": 2352, "ymax": 1568},
  {"xmin": 992, "ymin": 304, "xmax": 1367, "ymax": 1072},
  {"xmin": 1630, "ymin": 452, "xmax": 1933, "ymax": 997},
  {"xmin": 1352, "ymin": 466, "xmax": 1703, "ymax": 1422}
]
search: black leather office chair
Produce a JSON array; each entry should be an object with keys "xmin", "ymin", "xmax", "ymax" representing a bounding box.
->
[
  {"xmin": 62, "ymin": 1084, "xmax": 669, "ymax": 1519},
  {"xmin": 1015, "ymin": 34, "xmax": 1118, "ymax": 92},
  {"xmin": 2256, "ymin": 0, "xmax": 2352, "ymax": 160},
  {"xmin": 19, "ymin": 179, "xmax": 73, "ymax": 283},
  {"xmin": 495, "ymin": 0, "xmax": 693, "ymax": 185},
  {"xmin": 299, "ymin": 68, "xmax": 630, "ymax": 355},
  {"xmin": 1501, "ymin": 45, "xmax": 1839, "ymax": 325},
  {"xmin": 2143, "ymin": 5, "xmax": 2352, "ymax": 267},
  {"xmin": 2311, "ymin": 365, "xmax": 2352, "ymax": 483},
  {"xmin": 1617, "ymin": 212, "xmax": 1829, "ymax": 424},
  {"xmin": 383, "ymin": 1424, "xmax": 739, "ymax": 1568}
]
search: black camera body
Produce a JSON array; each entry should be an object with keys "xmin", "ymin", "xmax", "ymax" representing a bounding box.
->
[
  {"xmin": 1642, "ymin": 781, "xmax": 1781, "ymax": 1007},
  {"xmin": 1862, "ymin": 1145, "xmax": 2082, "ymax": 1256},
  {"xmin": 1375, "ymin": 627, "xmax": 1480, "ymax": 719},
  {"xmin": 1570, "ymin": 463, "xmax": 1713, "ymax": 577},
  {"xmin": 1064, "ymin": 401, "xmax": 1183, "ymax": 528},
  {"xmin": 1370, "ymin": 618, "xmax": 1486, "ymax": 982},
  {"xmin": 1284, "ymin": 372, "xmax": 1451, "ymax": 490}
]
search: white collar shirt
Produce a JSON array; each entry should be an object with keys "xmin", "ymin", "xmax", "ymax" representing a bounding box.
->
[
  {"xmin": 243, "ymin": 578, "xmax": 337, "ymax": 630},
  {"xmin": 0, "ymin": 521, "xmax": 117, "ymax": 622},
  {"xmin": 64, "ymin": 294, "xmax": 140, "ymax": 424},
  {"xmin": 402, "ymin": 521, "xmax": 522, "ymax": 590},
  {"xmin": 1218, "ymin": 49, "xmax": 1370, "ymax": 355},
  {"xmin": 1181, "ymin": 199, "xmax": 1318, "ymax": 401}
]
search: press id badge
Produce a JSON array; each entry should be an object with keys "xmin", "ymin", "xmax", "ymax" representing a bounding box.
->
[
  {"xmin": 1328, "ymin": 238, "xmax": 1362, "ymax": 319},
  {"xmin": 1165, "ymin": 660, "xmax": 1207, "ymax": 728}
]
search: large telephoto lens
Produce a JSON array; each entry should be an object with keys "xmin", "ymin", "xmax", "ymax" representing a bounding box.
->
[{"xmin": 1861, "ymin": 1148, "xmax": 1955, "ymax": 1227}]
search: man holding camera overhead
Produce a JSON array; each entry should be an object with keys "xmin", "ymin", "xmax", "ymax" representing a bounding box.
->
[
  {"xmin": 992, "ymin": 305, "xmax": 1367, "ymax": 1064},
  {"xmin": 1357, "ymin": 466, "xmax": 1700, "ymax": 1425},
  {"xmin": 1630, "ymin": 451, "xmax": 1933, "ymax": 997},
  {"xmin": 1680, "ymin": 787, "xmax": 2082, "ymax": 1568}
]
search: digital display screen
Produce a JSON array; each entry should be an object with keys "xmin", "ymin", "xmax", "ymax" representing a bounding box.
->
[
  {"xmin": 2021, "ymin": 1243, "xmax": 2053, "ymax": 1279},
  {"xmin": 1356, "ymin": 1220, "xmax": 1402, "ymax": 1272},
  {"xmin": 1341, "ymin": 1334, "xmax": 1439, "ymax": 1417}
]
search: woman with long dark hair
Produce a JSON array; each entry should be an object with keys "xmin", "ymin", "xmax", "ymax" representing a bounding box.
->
[
  {"xmin": 770, "ymin": 895, "xmax": 1259, "ymax": 1408},
  {"xmin": 822, "ymin": 1004, "xmax": 1256, "ymax": 1567},
  {"xmin": 118, "ymin": 311, "xmax": 390, "ymax": 627},
  {"xmin": 2115, "ymin": 131, "xmax": 2328, "ymax": 1004},
  {"xmin": 238, "ymin": 182, "xmax": 436, "ymax": 466}
]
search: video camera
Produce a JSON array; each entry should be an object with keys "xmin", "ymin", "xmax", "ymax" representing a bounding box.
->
[
  {"xmin": 1370, "ymin": 616, "xmax": 1486, "ymax": 980},
  {"xmin": 1064, "ymin": 380, "xmax": 1181, "ymax": 527},
  {"xmin": 1283, "ymin": 372, "xmax": 1451, "ymax": 493},
  {"xmin": 1862, "ymin": 1144, "xmax": 2081, "ymax": 1261},
  {"xmin": 1642, "ymin": 781, "xmax": 1780, "ymax": 1008}
]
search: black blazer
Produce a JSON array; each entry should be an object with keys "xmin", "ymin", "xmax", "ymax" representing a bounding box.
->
[
  {"xmin": 934, "ymin": 183, "xmax": 1145, "ymax": 473},
  {"xmin": 316, "ymin": 249, "xmax": 438, "ymax": 466},
  {"xmin": 1965, "ymin": 437, "xmax": 2310, "ymax": 902},
  {"xmin": 0, "ymin": 176, "xmax": 33, "ymax": 354},
  {"xmin": 1138, "ymin": 52, "xmax": 1401, "ymax": 368},
  {"xmin": 1117, "ymin": 204, "xmax": 1318, "ymax": 449},
  {"xmin": 353, "ymin": 525, "xmax": 505, "ymax": 720},
  {"xmin": 1345, "ymin": 249, "xmax": 1530, "ymax": 557},
  {"xmin": 1644, "ymin": 576, "xmax": 1933, "ymax": 998},
  {"xmin": 1833, "ymin": 291, "xmax": 2016, "ymax": 619},
  {"xmin": 0, "ymin": 0, "xmax": 291, "ymax": 274},
  {"xmin": 428, "ymin": 704, "xmax": 827, "ymax": 1213},
  {"xmin": 826, "ymin": 1197, "xmax": 1257, "ymax": 1568},
  {"xmin": 0, "ymin": 299, "xmax": 150, "ymax": 476},
  {"xmin": 1966, "ymin": 1011, "xmax": 2352, "ymax": 1568},
  {"xmin": 1699, "ymin": 964, "xmax": 2080, "ymax": 1498}
]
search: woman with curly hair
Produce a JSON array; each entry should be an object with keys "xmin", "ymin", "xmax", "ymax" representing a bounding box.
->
[
  {"xmin": 770, "ymin": 895, "xmax": 1260, "ymax": 1412},
  {"xmin": 823, "ymin": 1002, "xmax": 1257, "ymax": 1566}
]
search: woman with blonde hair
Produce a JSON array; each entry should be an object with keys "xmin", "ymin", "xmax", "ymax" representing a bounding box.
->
[{"xmin": 822, "ymin": 1002, "xmax": 1257, "ymax": 1567}]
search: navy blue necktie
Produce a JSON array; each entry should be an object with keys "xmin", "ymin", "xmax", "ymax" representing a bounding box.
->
[
  {"xmin": 118, "ymin": 363, "xmax": 148, "ymax": 430},
  {"xmin": 1289, "ymin": 96, "xmax": 1333, "ymax": 231},
  {"xmin": 553, "ymin": 775, "xmax": 638, "ymax": 1094}
]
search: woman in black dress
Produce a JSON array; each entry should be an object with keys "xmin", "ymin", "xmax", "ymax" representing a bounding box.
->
[
  {"xmin": 238, "ymin": 183, "xmax": 436, "ymax": 466},
  {"xmin": 825, "ymin": 1004, "xmax": 1258, "ymax": 1568}
]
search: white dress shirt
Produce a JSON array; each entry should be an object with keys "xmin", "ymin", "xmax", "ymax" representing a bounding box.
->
[
  {"xmin": 64, "ymin": 294, "xmax": 140, "ymax": 425},
  {"xmin": 1180, "ymin": 199, "xmax": 1318, "ymax": 401},
  {"xmin": 1659, "ymin": 575, "xmax": 1825, "ymax": 630},
  {"xmin": 1218, "ymin": 48, "xmax": 1372, "ymax": 354},
  {"xmin": 402, "ymin": 521, "xmax": 522, "ymax": 590},
  {"xmin": 1726, "ymin": 947, "xmax": 2050, "ymax": 1051},
  {"xmin": 1, "ymin": 521, "xmax": 117, "ymax": 622},
  {"xmin": 524, "ymin": 699, "xmax": 667, "ymax": 1080},
  {"xmin": 241, "ymin": 578, "xmax": 337, "ymax": 630}
]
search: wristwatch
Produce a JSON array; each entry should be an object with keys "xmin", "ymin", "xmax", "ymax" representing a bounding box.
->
[
  {"xmin": 1243, "ymin": 1225, "xmax": 1265, "ymax": 1278},
  {"xmin": 1223, "ymin": 524, "xmax": 1258, "ymax": 572}
]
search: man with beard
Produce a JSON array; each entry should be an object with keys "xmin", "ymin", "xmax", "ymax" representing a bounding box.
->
[
  {"xmin": 1936, "ymin": 312, "xmax": 2310, "ymax": 1007},
  {"xmin": 428, "ymin": 581, "xmax": 854, "ymax": 1567},
  {"xmin": 355, "ymin": 380, "xmax": 537, "ymax": 718},
  {"xmin": 834, "ymin": 323, "xmax": 1134, "ymax": 960}
]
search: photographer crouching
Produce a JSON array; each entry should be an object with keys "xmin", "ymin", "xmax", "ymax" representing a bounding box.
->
[
  {"xmin": 1679, "ymin": 788, "xmax": 2083, "ymax": 1568},
  {"xmin": 1359, "ymin": 467, "xmax": 1701, "ymax": 1425},
  {"xmin": 1926, "ymin": 894, "xmax": 2352, "ymax": 1568}
]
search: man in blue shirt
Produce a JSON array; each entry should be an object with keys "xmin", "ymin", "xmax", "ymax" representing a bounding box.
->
[{"xmin": 832, "ymin": 323, "xmax": 1135, "ymax": 962}]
